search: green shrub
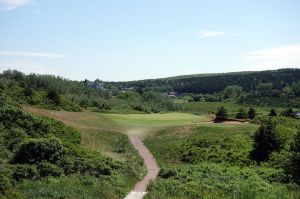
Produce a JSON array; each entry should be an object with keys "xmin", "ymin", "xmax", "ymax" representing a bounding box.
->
[
  {"xmin": 37, "ymin": 162, "xmax": 63, "ymax": 178},
  {"xmin": 0, "ymin": 106, "xmax": 49, "ymax": 137},
  {"xmin": 47, "ymin": 90, "xmax": 60, "ymax": 105},
  {"xmin": 13, "ymin": 165, "xmax": 38, "ymax": 181},
  {"xmin": 0, "ymin": 174, "xmax": 11, "ymax": 193},
  {"xmin": 3, "ymin": 128, "xmax": 28, "ymax": 150},
  {"xmin": 12, "ymin": 137, "xmax": 65, "ymax": 164},
  {"xmin": 236, "ymin": 108, "xmax": 247, "ymax": 119},
  {"xmin": 57, "ymin": 157, "xmax": 112, "ymax": 177}
]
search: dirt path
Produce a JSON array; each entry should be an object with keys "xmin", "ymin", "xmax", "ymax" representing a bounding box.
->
[{"xmin": 124, "ymin": 134, "xmax": 159, "ymax": 199}]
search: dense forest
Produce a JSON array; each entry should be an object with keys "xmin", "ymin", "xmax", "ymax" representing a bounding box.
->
[
  {"xmin": 112, "ymin": 68, "xmax": 300, "ymax": 94},
  {"xmin": 112, "ymin": 68, "xmax": 300, "ymax": 107}
]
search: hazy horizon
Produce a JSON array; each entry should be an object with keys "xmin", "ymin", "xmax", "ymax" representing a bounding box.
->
[{"xmin": 1, "ymin": 0, "xmax": 300, "ymax": 81}]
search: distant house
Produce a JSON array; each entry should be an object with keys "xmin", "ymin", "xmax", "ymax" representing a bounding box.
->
[
  {"xmin": 121, "ymin": 87, "xmax": 135, "ymax": 92},
  {"xmin": 168, "ymin": 91, "xmax": 177, "ymax": 97},
  {"xmin": 84, "ymin": 79, "xmax": 105, "ymax": 90},
  {"xmin": 161, "ymin": 91, "xmax": 178, "ymax": 97},
  {"xmin": 92, "ymin": 82, "xmax": 104, "ymax": 90}
]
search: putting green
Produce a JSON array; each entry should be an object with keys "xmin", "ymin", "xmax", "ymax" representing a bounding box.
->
[{"xmin": 105, "ymin": 112, "xmax": 210, "ymax": 127}]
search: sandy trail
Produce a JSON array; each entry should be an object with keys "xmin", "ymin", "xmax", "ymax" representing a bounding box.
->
[{"xmin": 124, "ymin": 134, "xmax": 159, "ymax": 199}]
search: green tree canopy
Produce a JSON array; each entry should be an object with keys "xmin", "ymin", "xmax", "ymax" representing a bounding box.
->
[{"xmin": 250, "ymin": 119, "xmax": 283, "ymax": 162}]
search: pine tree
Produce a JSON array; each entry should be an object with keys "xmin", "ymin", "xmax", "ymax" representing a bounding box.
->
[
  {"xmin": 214, "ymin": 106, "xmax": 228, "ymax": 123},
  {"xmin": 250, "ymin": 119, "xmax": 282, "ymax": 162},
  {"xmin": 290, "ymin": 131, "xmax": 300, "ymax": 184},
  {"xmin": 248, "ymin": 107, "xmax": 256, "ymax": 119}
]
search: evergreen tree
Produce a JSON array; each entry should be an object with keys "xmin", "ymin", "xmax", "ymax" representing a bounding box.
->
[
  {"xmin": 248, "ymin": 107, "xmax": 256, "ymax": 119},
  {"xmin": 269, "ymin": 109, "xmax": 277, "ymax": 116},
  {"xmin": 235, "ymin": 108, "xmax": 247, "ymax": 119},
  {"xmin": 250, "ymin": 119, "xmax": 282, "ymax": 162},
  {"xmin": 47, "ymin": 90, "xmax": 60, "ymax": 105},
  {"xmin": 290, "ymin": 131, "xmax": 300, "ymax": 184},
  {"xmin": 214, "ymin": 106, "xmax": 228, "ymax": 123}
]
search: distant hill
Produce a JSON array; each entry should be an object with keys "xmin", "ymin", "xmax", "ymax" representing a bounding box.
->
[{"xmin": 111, "ymin": 68, "xmax": 300, "ymax": 94}]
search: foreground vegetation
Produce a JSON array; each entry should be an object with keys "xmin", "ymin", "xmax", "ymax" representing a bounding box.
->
[
  {"xmin": 144, "ymin": 117, "xmax": 300, "ymax": 199},
  {"xmin": 0, "ymin": 91, "xmax": 143, "ymax": 198}
]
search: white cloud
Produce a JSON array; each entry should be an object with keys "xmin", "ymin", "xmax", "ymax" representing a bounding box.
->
[
  {"xmin": 0, "ymin": 0, "xmax": 32, "ymax": 11},
  {"xmin": 236, "ymin": 44, "xmax": 300, "ymax": 71},
  {"xmin": 0, "ymin": 61, "xmax": 58, "ymax": 74},
  {"xmin": 0, "ymin": 51, "xmax": 63, "ymax": 58},
  {"xmin": 241, "ymin": 44, "xmax": 300, "ymax": 60},
  {"xmin": 198, "ymin": 29, "xmax": 227, "ymax": 38}
]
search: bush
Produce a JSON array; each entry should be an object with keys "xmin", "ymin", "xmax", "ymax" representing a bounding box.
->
[
  {"xmin": 0, "ymin": 106, "xmax": 49, "ymax": 137},
  {"xmin": 3, "ymin": 128, "xmax": 27, "ymax": 150},
  {"xmin": 0, "ymin": 174, "xmax": 11, "ymax": 193},
  {"xmin": 57, "ymin": 157, "xmax": 112, "ymax": 177},
  {"xmin": 12, "ymin": 137, "xmax": 65, "ymax": 164},
  {"xmin": 235, "ymin": 108, "xmax": 247, "ymax": 119},
  {"xmin": 37, "ymin": 162, "xmax": 63, "ymax": 178},
  {"xmin": 13, "ymin": 165, "xmax": 38, "ymax": 181},
  {"xmin": 269, "ymin": 109, "xmax": 277, "ymax": 116},
  {"xmin": 47, "ymin": 90, "xmax": 60, "ymax": 105}
]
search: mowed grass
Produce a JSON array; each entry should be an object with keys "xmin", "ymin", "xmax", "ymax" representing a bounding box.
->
[{"xmin": 105, "ymin": 112, "xmax": 210, "ymax": 127}]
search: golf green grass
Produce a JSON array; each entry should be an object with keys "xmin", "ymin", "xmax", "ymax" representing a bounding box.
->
[{"xmin": 105, "ymin": 112, "xmax": 210, "ymax": 127}]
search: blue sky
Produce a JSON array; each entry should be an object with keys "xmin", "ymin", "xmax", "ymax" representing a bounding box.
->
[{"xmin": 0, "ymin": 0, "xmax": 299, "ymax": 81}]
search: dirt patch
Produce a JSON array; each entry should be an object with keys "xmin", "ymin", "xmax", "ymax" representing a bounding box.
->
[{"xmin": 222, "ymin": 121, "xmax": 249, "ymax": 124}]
